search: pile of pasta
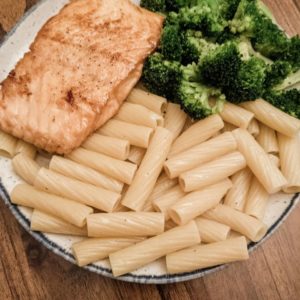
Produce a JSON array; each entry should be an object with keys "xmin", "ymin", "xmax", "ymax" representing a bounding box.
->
[{"xmin": 1, "ymin": 87, "xmax": 300, "ymax": 277}]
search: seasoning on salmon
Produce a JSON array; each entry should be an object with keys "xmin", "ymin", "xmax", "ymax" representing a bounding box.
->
[{"xmin": 0, "ymin": 0, "xmax": 163, "ymax": 154}]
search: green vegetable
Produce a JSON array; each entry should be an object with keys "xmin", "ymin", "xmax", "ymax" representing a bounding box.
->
[
  {"xmin": 263, "ymin": 89, "xmax": 300, "ymax": 119},
  {"xmin": 140, "ymin": 0, "xmax": 166, "ymax": 12}
]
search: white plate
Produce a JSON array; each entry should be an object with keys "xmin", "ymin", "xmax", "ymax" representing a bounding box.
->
[{"xmin": 0, "ymin": 0, "xmax": 299, "ymax": 284}]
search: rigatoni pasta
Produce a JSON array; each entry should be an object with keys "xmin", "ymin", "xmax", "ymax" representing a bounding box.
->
[
  {"xmin": 168, "ymin": 115, "xmax": 224, "ymax": 157},
  {"xmin": 195, "ymin": 217, "xmax": 230, "ymax": 243},
  {"xmin": 11, "ymin": 184, "xmax": 93, "ymax": 227},
  {"xmin": 241, "ymin": 99, "xmax": 300, "ymax": 137},
  {"xmin": 109, "ymin": 221, "xmax": 200, "ymax": 277},
  {"xmin": 166, "ymin": 237, "xmax": 249, "ymax": 274},
  {"xmin": 220, "ymin": 102, "xmax": 254, "ymax": 128},
  {"xmin": 277, "ymin": 133, "xmax": 300, "ymax": 193},
  {"xmin": 98, "ymin": 119, "xmax": 153, "ymax": 148},
  {"xmin": 34, "ymin": 168, "xmax": 121, "ymax": 212},
  {"xmin": 87, "ymin": 212, "xmax": 164, "ymax": 237},
  {"xmin": 82, "ymin": 134, "xmax": 130, "ymax": 160},
  {"xmin": 73, "ymin": 237, "xmax": 144, "ymax": 267},
  {"xmin": 224, "ymin": 168, "xmax": 253, "ymax": 211},
  {"xmin": 0, "ymin": 130, "xmax": 17, "ymax": 157},
  {"xmin": 169, "ymin": 179, "xmax": 232, "ymax": 225},
  {"xmin": 152, "ymin": 185, "xmax": 185, "ymax": 220},
  {"xmin": 179, "ymin": 151, "xmax": 246, "ymax": 192},
  {"xmin": 115, "ymin": 102, "xmax": 164, "ymax": 128},
  {"xmin": 127, "ymin": 146, "xmax": 146, "ymax": 166},
  {"xmin": 164, "ymin": 103, "xmax": 187, "ymax": 140},
  {"xmin": 247, "ymin": 119, "xmax": 260, "ymax": 137},
  {"xmin": 12, "ymin": 153, "xmax": 40, "ymax": 185},
  {"xmin": 14, "ymin": 140, "xmax": 36, "ymax": 159},
  {"xmin": 49, "ymin": 156, "xmax": 124, "ymax": 193},
  {"xmin": 244, "ymin": 177, "xmax": 269, "ymax": 220},
  {"xmin": 256, "ymin": 123, "xmax": 279, "ymax": 154},
  {"xmin": 122, "ymin": 127, "xmax": 174, "ymax": 211},
  {"xmin": 204, "ymin": 204, "xmax": 268, "ymax": 242},
  {"xmin": 164, "ymin": 132, "xmax": 237, "ymax": 178},
  {"xmin": 127, "ymin": 88, "xmax": 167, "ymax": 115},
  {"xmin": 31, "ymin": 210, "xmax": 87, "ymax": 236},
  {"xmin": 233, "ymin": 128, "xmax": 287, "ymax": 194},
  {"xmin": 67, "ymin": 148, "xmax": 137, "ymax": 184}
]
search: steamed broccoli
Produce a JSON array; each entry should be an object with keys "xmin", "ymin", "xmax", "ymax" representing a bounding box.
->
[
  {"xmin": 177, "ymin": 63, "xmax": 226, "ymax": 119},
  {"xmin": 283, "ymin": 36, "xmax": 300, "ymax": 70},
  {"xmin": 263, "ymin": 89, "xmax": 300, "ymax": 119},
  {"xmin": 140, "ymin": 0, "xmax": 166, "ymax": 12},
  {"xmin": 264, "ymin": 61, "xmax": 293, "ymax": 88},
  {"xmin": 160, "ymin": 24, "xmax": 183, "ymax": 61},
  {"xmin": 229, "ymin": 0, "xmax": 289, "ymax": 59},
  {"xmin": 142, "ymin": 53, "xmax": 181, "ymax": 100},
  {"xmin": 273, "ymin": 69, "xmax": 300, "ymax": 91},
  {"xmin": 200, "ymin": 39, "xmax": 268, "ymax": 102}
]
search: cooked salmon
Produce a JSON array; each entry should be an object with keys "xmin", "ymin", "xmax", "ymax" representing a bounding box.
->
[{"xmin": 0, "ymin": 0, "xmax": 163, "ymax": 154}]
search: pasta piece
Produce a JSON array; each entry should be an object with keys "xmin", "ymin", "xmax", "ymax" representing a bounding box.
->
[
  {"xmin": 182, "ymin": 117, "xmax": 194, "ymax": 132},
  {"xmin": 152, "ymin": 186, "xmax": 185, "ymax": 220},
  {"xmin": 244, "ymin": 177, "xmax": 269, "ymax": 220},
  {"xmin": 109, "ymin": 221, "xmax": 200, "ymax": 277},
  {"xmin": 195, "ymin": 217, "xmax": 230, "ymax": 243},
  {"xmin": 12, "ymin": 153, "xmax": 40, "ymax": 185},
  {"xmin": 168, "ymin": 115, "xmax": 224, "ymax": 158},
  {"xmin": 49, "ymin": 156, "xmax": 123, "ymax": 193},
  {"xmin": 73, "ymin": 237, "xmax": 144, "ymax": 267},
  {"xmin": 98, "ymin": 119, "xmax": 153, "ymax": 148},
  {"xmin": 268, "ymin": 154, "xmax": 280, "ymax": 167},
  {"xmin": 11, "ymin": 184, "xmax": 93, "ymax": 227},
  {"xmin": 31, "ymin": 210, "xmax": 87, "ymax": 236},
  {"xmin": 67, "ymin": 148, "xmax": 137, "ymax": 184},
  {"xmin": 165, "ymin": 219, "xmax": 177, "ymax": 231},
  {"xmin": 220, "ymin": 102, "xmax": 254, "ymax": 129},
  {"xmin": 247, "ymin": 119, "xmax": 260, "ymax": 137},
  {"xmin": 122, "ymin": 127, "xmax": 174, "ymax": 211},
  {"xmin": 241, "ymin": 99, "xmax": 300, "ymax": 137},
  {"xmin": 164, "ymin": 103, "xmax": 187, "ymax": 140},
  {"xmin": 169, "ymin": 179, "xmax": 232, "ymax": 225},
  {"xmin": 14, "ymin": 140, "xmax": 36, "ymax": 159},
  {"xmin": 179, "ymin": 151, "xmax": 246, "ymax": 192},
  {"xmin": 113, "ymin": 202, "xmax": 130, "ymax": 212},
  {"xmin": 87, "ymin": 212, "xmax": 164, "ymax": 237},
  {"xmin": 203, "ymin": 204, "xmax": 268, "ymax": 242},
  {"xmin": 166, "ymin": 237, "xmax": 249, "ymax": 274},
  {"xmin": 142, "ymin": 172, "xmax": 178, "ymax": 212},
  {"xmin": 164, "ymin": 132, "xmax": 237, "ymax": 178},
  {"xmin": 277, "ymin": 133, "xmax": 300, "ymax": 193},
  {"xmin": 233, "ymin": 129, "xmax": 287, "ymax": 194},
  {"xmin": 82, "ymin": 134, "xmax": 130, "ymax": 160},
  {"xmin": 127, "ymin": 146, "xmax": 146, "ymax": 166},
  {"xmin": 256, "ymin": 123, "xmax": 279, "ymax": 154},
  {"xmin": 34, "ymin": 168, "xmax": 121, "ymax": 212},
  {"xmin": 115, "ymin": 102, "xmax": 164, "ymax": 128},
  {"xmin": 221, "ymin": 122, "xmax": 237, "ymax": 133},
  {"xmin": 224, "ymin": 168, "xmax": 253, "ymax": 211},
  {"xmin": 127, "ymin": 88, "xmax": 167, "ymax": 115},
  {"xmin": 0, "ymin": 130, "xmax": 17, "ymax": 157}
]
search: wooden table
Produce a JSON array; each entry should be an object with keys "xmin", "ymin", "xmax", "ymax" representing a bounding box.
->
[{"xmin": 0, "ymin": 1, "xmax": 300, "ymax": 299}]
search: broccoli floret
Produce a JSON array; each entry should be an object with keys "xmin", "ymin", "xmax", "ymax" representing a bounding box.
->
[
  {"xmin": 216, "ymin": 27, "xmax": 238, "ymax": 43},
  {"xmin": 224, "ymin": 57, "xmax": 266, "ymax": 102},
  {"xmin": 160, "ymin": 24, "xmax": 183, "ymax": 61},
  {"xmin": 200, "ymin": 40, "xmax": 268, "ymax": 101},
  {"xmin": 178, "ymin": 4, "xmax": 227, "ymax": 37},
  {"xmin": 273, "ymin": 69, "xmax": 300, "ymax": 91},
  {"xmin": 264, "ymin": 61, "xmax": 293, "ymax": 88},
  {"xmin": 200, "ymin": 41, "xmax": 242, "ymax": 88},
  {"xmin": 178, "ymin": 64, "xmax": 226, "ymax": 119},
  {"xmin": 140, "ymin": 0, "xmax": 166, "ymax": 12},
  {"xmin": 264, "ymin": 89, "xmax": 300, "ymax": 119},
  {"xmin": 165, "ymin": 0, "xmax": 194, "ymax": 11},
  {"xmin": 142, "ymin": 53, "xmax": 181, "ymax": 100},
  {"xmin": 222, "ymin": 0, "xmax": 241, "ymax": 20},
  {"xmin": 229, "ymin": 0, "xmax": 289, "ymax": 59},
  {"xmin": 283, "ymin": 36, "xmax": 300, "ymax": 70},
  {"xmin": 181, "ymin": 30, "xmax": 217, "ymax": 64}
]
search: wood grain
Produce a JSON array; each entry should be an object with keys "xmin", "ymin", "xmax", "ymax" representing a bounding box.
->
[{"xmin": 0, "ymin": 0, "xmax": 300, "ymax": 299}]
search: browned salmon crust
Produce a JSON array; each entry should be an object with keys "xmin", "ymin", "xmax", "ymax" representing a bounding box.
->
[{"xmin": 0, "ymin": 0, "xmax": 163, "ymax": 153}]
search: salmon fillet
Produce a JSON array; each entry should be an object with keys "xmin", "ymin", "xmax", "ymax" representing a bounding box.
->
[{"xmin": 0, "ymin": 0, "xmax": 163, "ymax": 153}]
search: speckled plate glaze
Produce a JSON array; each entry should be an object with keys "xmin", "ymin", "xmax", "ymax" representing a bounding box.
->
[{"xmin": 0, "ymin": 0, "xmax": 299, "ymax": 284}]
